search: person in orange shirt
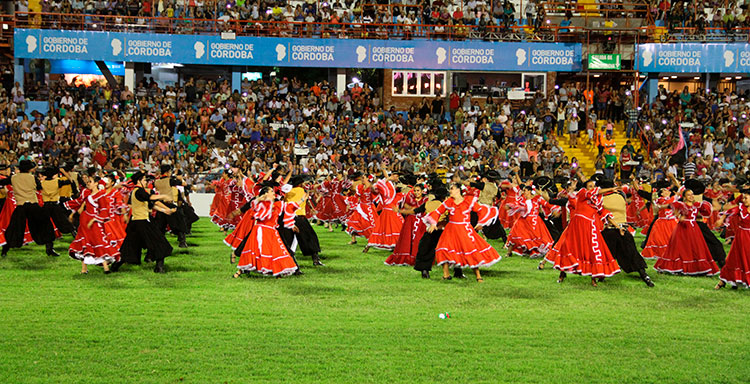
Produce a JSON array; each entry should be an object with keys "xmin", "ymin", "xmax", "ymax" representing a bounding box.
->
[
  {"xmin": 596, "ymin": 127, "xmax": 607, "ymax": 156},
  {"xmin": 311, "ymin": 83, "xmax": 321, "ymax": 97},
  {"xmin": 583, "ymin": 89, "xmax": 594, "ymax": 109}
]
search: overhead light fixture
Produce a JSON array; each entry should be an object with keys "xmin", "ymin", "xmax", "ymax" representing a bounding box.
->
[
  {"xmin": 593, "ymin": 74, "xmax": 600, "ymax": 78},
  {"xmin": 736, "ymin": 76, "xmax": 743, "ymax": 79},
  {"xmin": 694, "ymin": 76, "xmax": 700, "ymax": 80},
  {"xmin": 2, "ymin": 24, "xmax": 8, "ymax": 30},
  {"xmin": 662, "ymin": 77, "xmax": 669, "ymax": 80},
  {"xmin": 726, "ymin": 77, "xmax": 732, "ymax": 80},
  {"xmin": 670, "ymin": 76, "xmax": 677, "ymax": 79}
]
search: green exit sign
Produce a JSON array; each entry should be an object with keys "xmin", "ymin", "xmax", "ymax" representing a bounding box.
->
[{"xmin": 588, "ymin": 54, "xmax": 621, "ymax": 70}]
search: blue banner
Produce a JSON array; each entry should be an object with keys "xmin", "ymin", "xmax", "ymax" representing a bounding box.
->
[
  {"xmin": 48, "ymin": 59, "xmax": 125, "ymax": 76},
  {"xmin": 638, "ymin": 43, "xmax": 750, "ymax": 73},
  {"xmin": 15, "ymin": 28, "xmax": 582, "ymax": 72}
]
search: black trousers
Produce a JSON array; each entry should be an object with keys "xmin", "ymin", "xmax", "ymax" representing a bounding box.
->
[
  {"xmin": 119, "ymin": 220, "xmax": 173, "ymax": 264},
  {"xmin": 43, "ymin": 202, "xmax": 75, "ymax": 234},
  {"xmin": 414, "ymin": 229, "xmax": 443, "ymax": 272},
  {"xmin": 601, "ymin": 228, "xmax": 647, "ymax": 274},
  {"xmin": 697, "ymin": 221, "xmax": 726, "ymax": 268},
  {"xmin": 153, "ymin": 207, "xmax": 187, "ymax": 235},
  {"xmin": 294, "ymin": 216, "xmax": 321, "ymax": 256},
  {"xmin": 6, "ymin": 203, "xmax": 55, "ymax": 248}
]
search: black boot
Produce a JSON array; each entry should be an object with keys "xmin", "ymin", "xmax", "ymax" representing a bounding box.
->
[
  {"xmin": 293, "ymin": 268, "xmax": 304, "ymax": 276},
  {"xmin": 453, "ymin": 268, "xmax": 466, "ymax": 279},
  {"xmin": 312, "ymin": 253, "xmax": 325, "ymax": 266},
  {"xmin": 639, "ymin": 269, "xmax": 655, "ymax": 287},
  {"xmin": 421, "ymin": 270, "xmax": 430, "ymax": 279},
  {"xmin": 46, "ymin": 243, "xmax": 59, "ymax": 257},
  {"xmin": 154, "ymin": 259, "xmax": 166, "ymax": 273},
  {"xmin": 178, "ymin": 233, "xmax": 188, "ymax": 248},
  {"xmin": 1, "ymin": 244, "xmax": 8, "ymax": 257},
  {"xmin": 110, "ymin": 261, "xmax": 123, "ymax": 272}
]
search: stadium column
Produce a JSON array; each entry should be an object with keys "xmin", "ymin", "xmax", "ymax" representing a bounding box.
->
[
  {"xmin": 124, "ymin": 62, "xmax": 135, "ymax": 92},
  {"xmin": 336, "ymin": 68, "xmax": 346, "ymax": 96},
  {"xmin": 232, "ymin": 71, "xmax": 241, "ymax": 92},
  {"xmin": 706, "ymin": 73, "xmax": 719, "ymax": 91},
  {"xmin": 646, "ymin": 73, "xmax": 658, "ymax": 104},
  {"xmin": 13, "ymin": 59, "xmax": 23, "ymax": 92}
]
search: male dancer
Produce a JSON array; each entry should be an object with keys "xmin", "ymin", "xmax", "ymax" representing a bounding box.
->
[
  {"xmin": 112, "ymin": 172, "xmax": 175, "ymax": 273},
  {"xmin": 153, "ymin": 165, "xmax": 188, "ymax": 248},
  {"xmin": 39, "ymin": 166, "xmax": 76, "ymax": 236},
  {"xmin": 285, "ymin": 175, "xmax": 324, "ymax": 266},
  {"xmin": 1, "ymin": 160, "xmax": 58, "ymax": 257},
  {"xmin": 599, "ymin": 179, "xmax": 654, "ymax": 287}
]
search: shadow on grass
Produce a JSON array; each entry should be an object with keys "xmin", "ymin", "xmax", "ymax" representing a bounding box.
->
[
  {"xmin": 2, "ymin": 254, "xmax": 62, "ymax": 270},
  {"xmin": 284, "ymin": 284, "xmax": 347, "ymax": 296}
]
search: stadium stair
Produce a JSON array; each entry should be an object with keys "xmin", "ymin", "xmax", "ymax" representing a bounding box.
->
[{"xmin": 556, "ymin": 133, "xmax": 598, "ymax": 177}]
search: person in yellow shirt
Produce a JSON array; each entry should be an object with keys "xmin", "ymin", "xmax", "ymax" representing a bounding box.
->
[{"xmin": 284, "ymin": 175, "xmax": 324, "ymax": 266}]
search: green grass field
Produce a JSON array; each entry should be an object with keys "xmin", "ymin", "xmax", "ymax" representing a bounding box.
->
[{"xmin": 0, "ymin": 218, "xmax": 748, "ymax": 383}]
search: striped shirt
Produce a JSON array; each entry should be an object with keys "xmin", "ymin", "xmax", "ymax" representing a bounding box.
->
[
  {"xmin": 626, "ymin": 109, "xmax": 639, "ymax": 123},
  {"xmin": 683, "ymin": 162, "xmax": 697, "ymax": 178}
]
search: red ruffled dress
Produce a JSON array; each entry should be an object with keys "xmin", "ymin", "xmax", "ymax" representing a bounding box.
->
[
  {"xmin": 545, "ymin": 187, "xmax": 621, "ymax": 278},
  {"xmin": 622, "ymin": 184, "xmax": 653, "ymax": 230},
  {"xmin": 368, "ymin": 180, "xmax": 404, "ymax": 250},
  {"xmin": 653, "ymin": 201, "xmax": 720, "ymax": 275},
  {"xmin": 423, "ymin": 196, "xmax": 502, "ymax": 268},
  {"xmin": 332, "ymin": 180, "xmax": 349, "ymax": 222},
  {"xmin": 314, "ymin": 180, "xmax": 337, "ymax": 222},
  {"xmin": 719, "ymin": 203, "xmax": 750, "ymax": 287},
  {"xmin": 236, "ymin": 200, "xmax": 299, "ymax": 277},
  {"xmin": 210, "ymin": 178, "xmax": 231, "ymax": 228},
  {"xmin": 100, "ymin": 189, "xmax": 127, "ymax": 253},
  {"xmin": 346, "ymin": 184, "xmax": 377, "ymax": 239},
  {"xmin": 506, "ymin": 195, "xmax": 558, "ymax": 258},
  {"xmin": 68, "ymin": 189, "xmax": 119, "ymax": 265},
  {"xmin": 224, "ymin": 179, "xmax": 261, "ymax": 250},
  {"xmin": 641, "ymin": 195, "xmax": 679, "ymax": 259},
  {"xmin": 386, "ymin": 192, "xmax": 428, "ymax": 266},
  {"xmin": 498, "ymin": 185, "xmax": 521, "ymax": 229}
]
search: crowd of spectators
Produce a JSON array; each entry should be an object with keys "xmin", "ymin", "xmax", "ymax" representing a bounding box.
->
[
  {"xmin": 2, "ymin": 68, "xmax": 748, "ymax": 194},
  {"xmin": 653, "ymin": 0, "xmax": 750, "ymax": 34}
]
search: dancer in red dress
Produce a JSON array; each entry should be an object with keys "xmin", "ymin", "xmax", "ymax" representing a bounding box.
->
[
  {"xmin": 99, "ymin": 175, "xmax": 127, "ymax": 256},
  {"xmin": 365, "ymin": 168, "xmax": 404, "ymax": 252},
  {"xmin": 498, "ymin": 180, "xmax": 521, "ymax": 229},
  {"xmin": 345, "ymin": 172, "xmax": 376, "ymax": 244},
  {"xmin": 68, "ymin": 177, "xmax": 119, "ymax": 274},
  {"xmin": 424, "ymin": 182, "xmax": 501, "ymax": 283},
  {"xmin": 622, "ymin": 179, "xmax": 653, "ymax": 229},
  {"xmin": 386, "ymin": 184, "xmax": 428, "ymax": 266},
  {"xmin": 506, "ymin": 185, "xmax": 560, "ymax": 258},
  {"xmin": 545, "ymin": 178, "xmax": 622, "ymax": 286},
  {"xmin": 233, "ymin": 186, "xmax": 299, "ymax": 278},
  {"xmin": 641, "ymin": 186, "xmax": 679, "ymax": 260},
  {"xmin": 209, "ymin": 172, "xmax": 231, "ymax": 229},
  {"xmin": 715, "ymin": 192, "xmax": 750, "ymax": 289},
  {"xmin": 653, "ymin": 188, "xmax": 720, "ymax": 276},
  {"xmin": 223, "ymin": 173, "xmax": 264, "ymax": 258},
  {"xmin": 314, "ymin": 175, "xmax": 337, "ymax": 229}
]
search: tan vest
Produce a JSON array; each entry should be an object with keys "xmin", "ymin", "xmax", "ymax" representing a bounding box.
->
[
  {"xmin": 284, "ymin": 187, "xmax": 306, "ymax": 216},
  {"xmin": 41, "ymin": 179, "xmax": 61, "ymax": 202},
  {"xmin": 59, "ymin": 176, "xmax": 73, "ymax": 198},
  {"xmin": 602, "ymin": 193, "xmax": 627, "ymax": 225},
  {"xmin": 478, "ymin": 182, "xmax": 498, "ymax": 206},
  {"xmin": 12, "ymin": 173, "xmax": 37, "ymax": 205},
  {"xmin": 131, "ymin": 189, "xmax": 150, "ymax": 220},
  {"xmin": 154, "ymin": 178, "xmax": 173, "ymax": 202}
]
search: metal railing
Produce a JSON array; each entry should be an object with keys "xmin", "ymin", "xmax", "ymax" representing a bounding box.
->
[{"xmin": 13, "ymin": 11, "xmax": 584, "ymax": 42}]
